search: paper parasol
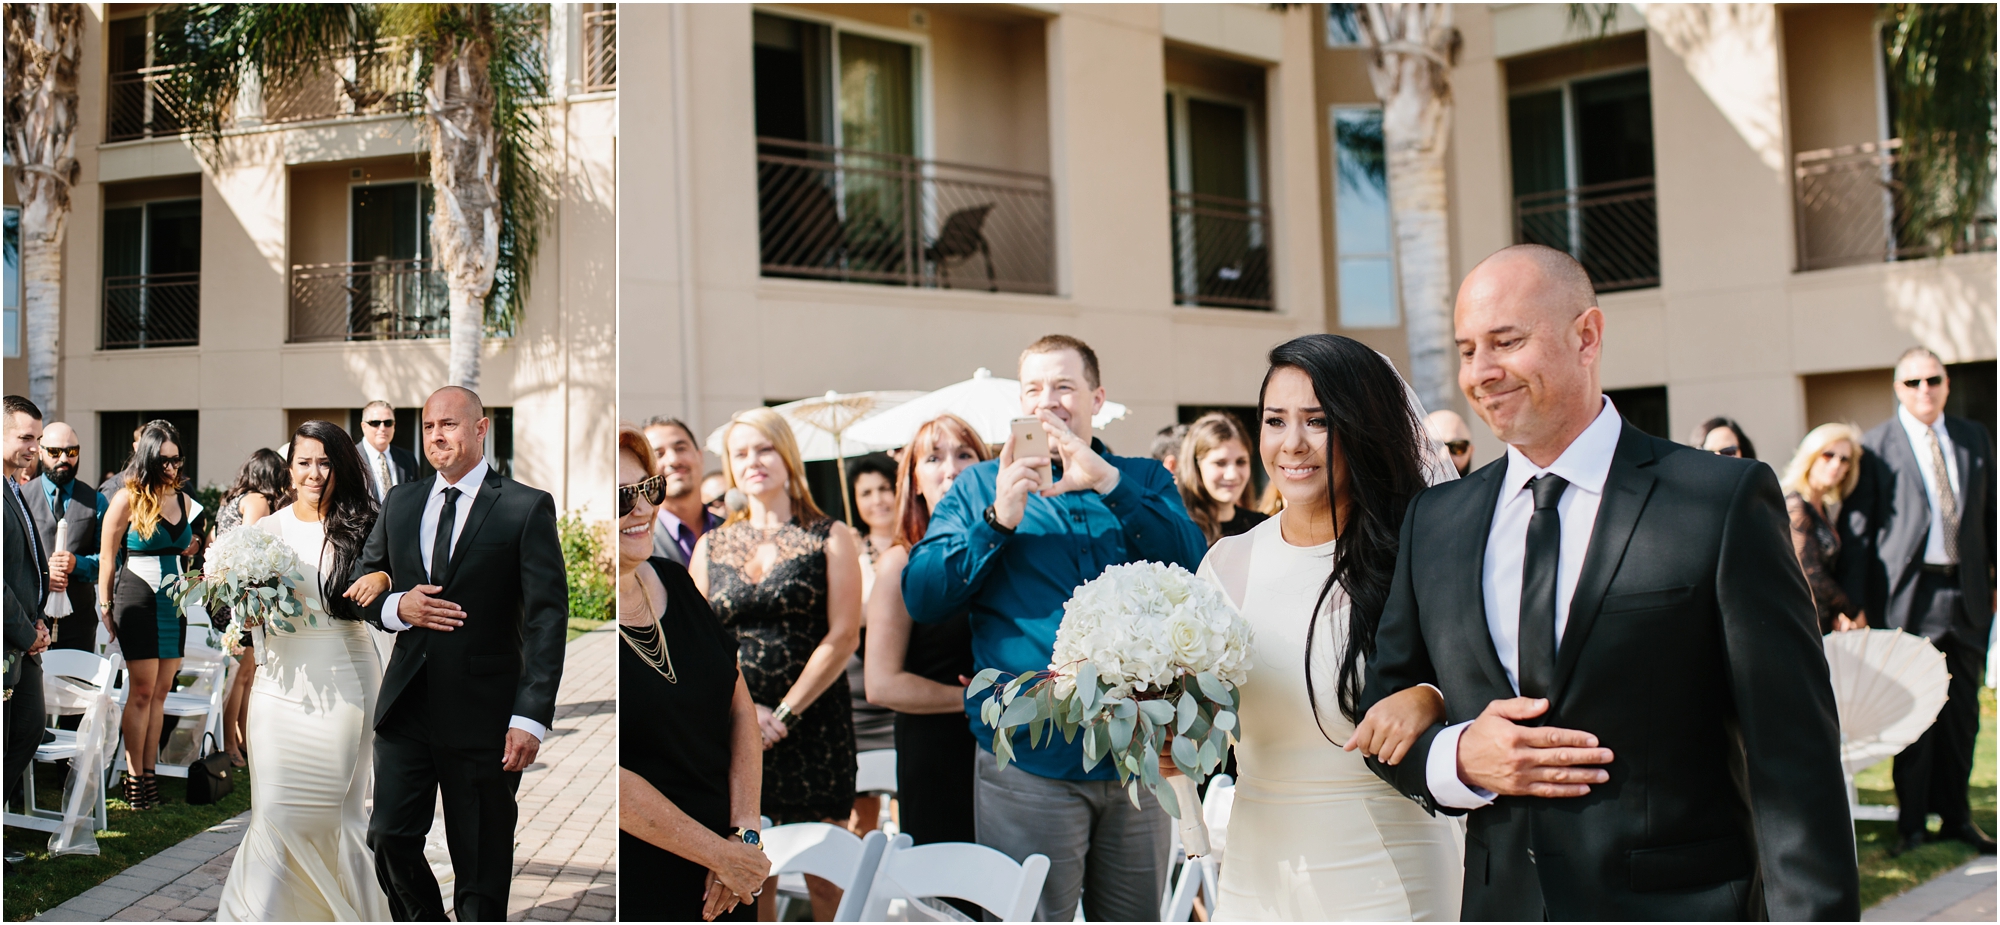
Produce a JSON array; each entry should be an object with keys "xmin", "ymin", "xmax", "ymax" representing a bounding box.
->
[
  {"xmin": 1823, "ymin": 628, "xmax": 1950, "ymax": 776},
  {"xmin": 843, "ymin": 368, "xmax": 1129, "ymax": 449}
]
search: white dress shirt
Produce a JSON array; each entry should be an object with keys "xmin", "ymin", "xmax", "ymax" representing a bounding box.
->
[
  {"xmin": 1425, "ymin": 397, "xmax": 1623, "ymax": 810},
  {"xmin": 361, "ymin": 442, "xmax": 398, "ymax": 504},
  {"xmin": 378, "ymin": 459, "xmax": 546, "ymax": 741},
  {"xmin": 1896, "ymin": 405, "xmax": 1962, "ymax": 565}
]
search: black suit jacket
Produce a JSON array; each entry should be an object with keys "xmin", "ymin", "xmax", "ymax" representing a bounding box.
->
[
  {"xmin": 1364, "ymin": 422, "xmax": 1858, "ymax": 921},
  {"xmin": 4, "ymin": 484, "xmax": 46, "ymax": 686},
  {"xmin": 1841, "ymin": 415, "xmax": 1995, "ymax": 647},
  {"xmin": 25, "ymin": 476, "xmax": 104, "ymax": 624},
  {"xmin": 352, "ymin": 466, "xmax": 568, "ymax": 750}
]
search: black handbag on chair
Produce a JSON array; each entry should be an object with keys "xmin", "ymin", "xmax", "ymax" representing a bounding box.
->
[{"xmin": 186, "ymin": 732, "xmax": 235, "ymax": 805}]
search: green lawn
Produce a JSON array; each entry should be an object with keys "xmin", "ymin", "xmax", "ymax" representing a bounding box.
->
[
  {"xmin": 1852, "ymin": 684, "xmax": 1997, "ymax": 909},
  {"xmin": 4, "ymin": 770, "xmax": 253, "ymax": 921},
  {"xmin": 567, "ymin": 616, "xmax": 609, "ymax": 642}
]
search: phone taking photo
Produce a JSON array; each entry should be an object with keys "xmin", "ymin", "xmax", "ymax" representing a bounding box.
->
[{"xmin": 1011, "ymin": 417, "xmax": 1052, "ymax": 491}]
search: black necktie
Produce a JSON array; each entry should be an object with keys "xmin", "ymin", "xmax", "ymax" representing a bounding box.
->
[
  {"xmin": 430, "ymin": 487, "xmax": 461, "ymax": 587},
  {"xmin": 1518, "ymin": 473, "xmax": 1569, "ymax": 701}
]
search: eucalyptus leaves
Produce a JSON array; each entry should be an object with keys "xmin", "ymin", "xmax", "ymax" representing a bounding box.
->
[
  {"xmin": 164, "ymin": 526, "xmax": 314, "ymax": 637},
  {"xmin": 969, "ymin": 561, "xmax": 1252, "ymax": 847}
]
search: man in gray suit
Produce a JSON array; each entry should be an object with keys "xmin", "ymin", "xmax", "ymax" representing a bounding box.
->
[
  {"xmin": 643, "ymin": 416, "xmax": 719, "ymax": 569},
  {"xmin": 1844, "ymin": 347, "xmax": 1997, "ymax": 856}
]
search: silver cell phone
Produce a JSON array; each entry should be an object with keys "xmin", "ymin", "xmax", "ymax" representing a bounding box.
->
[{"xmin": 1011, "ymin": 417, "xmax": 1052, "ymax": 490}]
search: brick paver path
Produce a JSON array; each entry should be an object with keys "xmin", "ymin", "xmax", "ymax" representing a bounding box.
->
[{"xmin": 36, "ymin": 627, "xmax": 618, "ymax": 922}]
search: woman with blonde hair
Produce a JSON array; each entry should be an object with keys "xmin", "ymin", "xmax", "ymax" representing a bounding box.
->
[
  {"xmin": 1780, "ymin": 423, "xmax": 1866, "ymax": 633},
  {"xmin": 689, "ymin": 407, "xmax": 863, "ymax": 920},
  {"xmin": 1178, "ymin": 411, "xmax": 1270, "ymax": 545}
]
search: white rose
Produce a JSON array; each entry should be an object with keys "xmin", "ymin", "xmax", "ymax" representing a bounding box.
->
[{"xmin": 1163, "ymin": 608, "xmax": 1214, "ymax": 668}]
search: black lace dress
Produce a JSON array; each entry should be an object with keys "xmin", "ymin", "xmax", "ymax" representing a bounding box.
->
[{"xmin": 704, "ymin": 516, "xmax": 857, "ymax": 824}]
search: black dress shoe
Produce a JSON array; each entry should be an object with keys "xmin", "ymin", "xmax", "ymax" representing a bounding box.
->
[
  {"xmin": 1939, "ymin": 822, "xmax": 1998, "ymax": 854},
  {"xmin": 1889, "ymin": 831, "xmax": 1927, "ymax": 857}
]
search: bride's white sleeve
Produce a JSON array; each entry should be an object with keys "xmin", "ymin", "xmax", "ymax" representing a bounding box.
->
[{"xmin": 1197, "ymin": 534, "xmax": 1253, "ymax": 612}]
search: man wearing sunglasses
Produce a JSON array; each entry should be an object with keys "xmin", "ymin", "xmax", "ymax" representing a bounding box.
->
[
  {"xmin": 1845, "ymin": 347, "xmax": 1996, "ymax": 857},
  {"xmin": 358, "ymin": 400, "xmax": 420, "ymax": 506},
  {"xmin": 25, "ymin": 422, "xmax": 107, "ymax": 654},
  {"xmin": 1425, "ymin": 409, "xmax": 1475, "ymax": 477},
  {"xmin": 641, "ymin": 415, "xmax": 720, "ymax": 570}
]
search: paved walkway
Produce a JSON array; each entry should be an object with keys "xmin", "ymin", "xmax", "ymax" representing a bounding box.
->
[
  {"xmin": 1864, "ymin": 858, "xmax": 1998, "ymax": 922},
  {"xmin": 36, "ymin": 627, "xmax": 619, "ymax": 922}
]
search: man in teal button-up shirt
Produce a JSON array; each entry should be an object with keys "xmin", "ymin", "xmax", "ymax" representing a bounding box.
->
[{"xmin": 902, "ymin": 335, "xmax": 1207, "ymax": 922}]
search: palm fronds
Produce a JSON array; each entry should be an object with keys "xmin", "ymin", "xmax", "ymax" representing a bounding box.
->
[
  {"xmin": 152, "ymin": 4, "xmax": 375, "ymax": 142},
  {"xmin": 1881, "ymin": 3, "xmax": 1997, "ymax": 257}
]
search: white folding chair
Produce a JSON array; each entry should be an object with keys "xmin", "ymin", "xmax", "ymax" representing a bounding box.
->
[
  {"xmin": 4, "ymin": 650, "xmax": 118, "ymax": 834},
  {"xmin": 763, "ymin": 822, "xmax": 889, "ymax": 921},
  {"xmin": 1162, "ymin": 774, "xmax": 1235, "ymax": 921},
  {"xmin": 860, "ymin": 839, "xmax": 1051, "ymax": 922},
  {"xmin": 857, "ymin": 748, "xmax": 898, "ymax": 834}
]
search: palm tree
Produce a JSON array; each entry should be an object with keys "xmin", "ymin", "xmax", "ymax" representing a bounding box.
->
[
  {"xmin": 4, "ymin": 3, "xmax": 84, "ymax": 417},
  {"xmin": 157, "ymin": 3, "xmax": 549, "ymax": 390},
  {"xmin": 1881, "ymin": 3, "xmax": 1996, "ymax": 257}
]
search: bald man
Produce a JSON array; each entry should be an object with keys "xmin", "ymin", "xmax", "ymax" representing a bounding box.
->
[
  {"xmin": 1426, "ymin": 409, "xmax": 1474, "ymax": 477},
  {"xmin": 352, "ymin": 385, "xmax": 568, "ymax": 921},
  {"xmin": 26, "ymin": 422, "xmax": 108, "ymax": 653},
  {"xmin": 1361, "ymin": 245, "xmax": 1856, "ymax": 919}
]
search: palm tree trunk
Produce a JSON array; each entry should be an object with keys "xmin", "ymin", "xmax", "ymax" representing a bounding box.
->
[
  {"xmin": 1359, "ymin": 4, "xmax": 1459, "ymax": 412},
  {"xmin": 5, "ymin": 3, "xmax": 83, "ymax": 416},
  {"xmin": 424, "ymin": 34, "xmax": 500, "ymax": 390}
]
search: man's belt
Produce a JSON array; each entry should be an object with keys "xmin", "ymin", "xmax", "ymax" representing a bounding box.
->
[{"xmin": 1918, "ymin": 562, "xmax": 1959, "ymax": 578}]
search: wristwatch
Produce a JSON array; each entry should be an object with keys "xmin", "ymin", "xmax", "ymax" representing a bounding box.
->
[
  {"xmin": 772, "ymin": 702, "xmax": 798, "ymax": 728},
  {"xmin": 984, "ymin": 504, "xmax": 1017, "ymax": 536},
  {"xmin": 733, "ymin": 827, "xmax": 763, "ymax": 851}
]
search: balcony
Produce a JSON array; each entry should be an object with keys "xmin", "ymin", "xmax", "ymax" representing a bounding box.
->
[
  {"xmin": 582, "ymin": 7, "xmax": 617, "ymax": 92},
  {"xmin": 756, "ymin": 138, "xmax": 1055, "ymax": 295},
  {"xmin": 102, "ymin": 272, "xmax": 199, "ymax": 349},
  {"xmin": 1514, "ymin": 178, "xmax": 1660, "ymax": 292},
  {"xmin": 1171, "ymin": 192, "xmax": 1273, "ymax": 310},
  {"xmin": 106, "ymin": 66, "xmax": 190, "ymax": 142},
  {"xmin": 289, "ymin": 259, "xmax": 450, "ymax": 343},
  {"xmin": 105, "ymin": 41, "xmax": 421, "ymax": 143},
  {"xmin": 1794, "ymin": 139, "xmax": 1998, "ymax": 272}
]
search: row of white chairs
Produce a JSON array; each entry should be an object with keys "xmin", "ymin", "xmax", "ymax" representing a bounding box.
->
[{"xmin": 761, "ymin": 822, "xmax": 1050, "ymax": 922}]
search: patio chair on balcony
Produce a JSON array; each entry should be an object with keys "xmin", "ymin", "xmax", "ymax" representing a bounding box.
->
[{"xmin": 925, "ymin": 203, "xmax": 996, "ymax": 292}]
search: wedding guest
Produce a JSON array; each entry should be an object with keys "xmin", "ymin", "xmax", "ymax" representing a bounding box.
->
[
  {"xmin": 1178, "ymin": 412, "xmax": 1269, "ymax": 545},
  {"xmin": 1425, "ymin": 409, "xmax": 1475, "ymax": 477},
  {"xmin": 97, "ymin": 420, "xmax": 198, "ymax": 811},
  {"xmin": 1150, "ymin": 423, "xmax": 1189, "ymax": 476},
  {"xmin": 99, "ymin": 425, "xmax": 143, "ymax": 497},
  {"xmin": 865, "ymin": 414, "xmax": 988, "ymax": 848},
  {"xmin": 27, "ymin": 422, "xmax": 107, "ymax": 654},
  {"xmin": 618, "ymin": 424, "xmax": 768, "ymax": 922},
  {"xmin": 214, "ymin": 448, "xmax": 290, "ymax": 766},
  {"xmin": 702, "ymin": 471, "xmax": 729, "ymax": 519},
  {"xmin": 4, "ymin": 396, "xmax": 53, "ymax": 824},
  {"xmin": 844, "ymin": 454, "xmax": 898, "ymax": 834},
  {"xmin": 1780, "ymin": 424, "xmax": 1865, "ymax": 634},
  {"xmin": 645, "ymin": 416, "xmax": 721, "ymax": 570},
  {"xmin": 1844, "ymin": 349, "xmax": 1997, "ymax": 856},
  {"xmin": 689, "ymin": 408, "xmax": 862, "ymax": 920},
  {"xmin": 902, "ymin": 335, "xmax": 1208, "ymax": 921},
  {"xmin": 357, "ymin": 400, "xmax": 418, "ymax": 505},
  {"xmin": 1691, "ymin": 416, "xmax": 1757, "ymax": 460}
]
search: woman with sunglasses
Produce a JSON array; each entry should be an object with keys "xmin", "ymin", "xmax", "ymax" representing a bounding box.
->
[
  {"xmin": 1780, "ymin": 423, "xmax": 1867, "ymax": 634},
  {"xmin": 1691, "ymin": 416, "xmax": 1758, "ymax": 460},
  {"xmin": 96, "ymin": 420, "xmax": 201, "ymax": 810},
  {"xmin": 616, "ymin": 423, "xmax": 769, "ymax": 922}
]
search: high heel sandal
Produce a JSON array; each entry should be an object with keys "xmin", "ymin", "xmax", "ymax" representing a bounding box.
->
[
  {"xmin": 140, "ymin": 771, "xmax": 162, "ymax": 808},
  {"xmin": 122, "ymin": 773, "xmax": 152, "ymax": 810}
]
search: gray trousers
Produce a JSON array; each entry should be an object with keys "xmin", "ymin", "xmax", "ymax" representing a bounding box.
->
[{"xmin": 973, "ymin": 748, "xmax": 1171, "ymax": 922}]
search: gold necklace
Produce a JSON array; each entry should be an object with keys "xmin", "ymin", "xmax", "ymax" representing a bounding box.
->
[{"xmin": 618, "ymin": 576, "xmax": 676, "ymax": 683}]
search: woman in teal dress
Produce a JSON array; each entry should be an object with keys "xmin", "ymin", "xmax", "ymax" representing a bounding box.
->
[{"xmin": 97, "ymin": 420, "xmax": 203, "ymax": 810}]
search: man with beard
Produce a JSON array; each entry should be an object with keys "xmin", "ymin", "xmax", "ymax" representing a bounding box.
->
[
  {"xmin": 27, "ymin": 422, "xmax": 107, "ymax": 653},
  {"xmin": 642, "ymin": 416, "xmax": 720, "ymax": 569}
]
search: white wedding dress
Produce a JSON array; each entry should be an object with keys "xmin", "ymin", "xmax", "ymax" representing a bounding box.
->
[
  {"xmin": 217, "ymin": 507, "xmax": 393, "ymax": 922},
  {"xmin": 1200, "ymin": 515, "xmax": 1463, "ymax": 921}
]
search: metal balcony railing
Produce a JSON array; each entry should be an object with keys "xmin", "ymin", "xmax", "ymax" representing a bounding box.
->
[
  {"xmin": 582, "ymin": 7, "xmax": 617, "ymax": 92},
  {"xmin": 289, "ymin": 259, "xmax": 451, "ymax": 343},
  {"xmin": 106, "ymin": 66, "xmax": 190, "ymax": 142},
  {"xmin": 1514, "ymin": 177, "xmax": 1659, "ymax": 292},
  {"xmin": 106, "ymin": 41, "xmax": 421, "ymax": 142},
  {"xmin": 102, "ymin": 272, "xmax": 199, "ymax": 349},
  {"xmin": 756, "ymin": 138, "xmax": 1056, "ymax": 294},
  {"xmin": 1171, "ymin": 192, "xmax": 1273, "ymax": 310},
  {"xmin": 1794, "ymin": 139, "xmax": 1998, "ymax": 271}
]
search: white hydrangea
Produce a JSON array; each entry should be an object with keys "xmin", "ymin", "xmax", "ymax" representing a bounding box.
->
[
  {"xmin": 207, "ymin": 527, "xmax": 303, "ymax": 585},
  {"xmin": 1049, "ymin": 561, "xmax": 1252, "ymax": 700}
]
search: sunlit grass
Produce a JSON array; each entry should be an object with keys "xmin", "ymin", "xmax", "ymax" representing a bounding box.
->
[{"xmin": 1853, "ymin": 685, "xmax": 1996, "ymax": 909}]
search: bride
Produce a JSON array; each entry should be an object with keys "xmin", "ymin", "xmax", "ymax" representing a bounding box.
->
[
  {"xmin": 217, "ymin": 420, "xmax": 394, "ymax": 921},
  {"xmin": 1196, "ymin": 335, "xmax": 1461, "ymax": 921}
]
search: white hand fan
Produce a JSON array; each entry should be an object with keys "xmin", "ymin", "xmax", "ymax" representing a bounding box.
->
[{"xmin": 1822, "ymin": 628, "xmax": 1950, "ymax": 776}]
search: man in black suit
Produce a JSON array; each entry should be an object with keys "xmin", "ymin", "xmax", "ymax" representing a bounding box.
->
[
  {"xmin": 353, "ymin": 386, "xmax": 568, "ymax": 921},
  {"xmin": 27, "ymin": 421, "xmax": 106, "ymax": 654},
  {"xmin": 1362, "ymin": 246, "xmax": 1858, "ymax": 920},
  {"xmin": 358, "ymin": 400, "xmax": 422, "ymax": 506},
  {"xmin": 4, "ymin": 396, "xmax": 55, "ymax": 827},
  {"xmin": 1842, "ymin": 348, "xmax": 1996, "ymax": 856}
]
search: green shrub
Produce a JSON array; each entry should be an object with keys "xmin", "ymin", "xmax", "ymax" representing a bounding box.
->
[{"xmin": 559, "ymin": 508, "xmax": 614, "ymax": 627}]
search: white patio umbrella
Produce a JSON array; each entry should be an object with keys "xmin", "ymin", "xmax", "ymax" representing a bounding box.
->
[
  {"xmin": 705, "ymin": 390, "xmax": 924, "ymax": 523},
  {"xmin": 844, "ymin": 368, "xmax": 1130, "ymax": 449}
]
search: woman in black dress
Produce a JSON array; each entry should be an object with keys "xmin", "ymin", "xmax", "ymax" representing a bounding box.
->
[
  {"xmin": 863, "ymin": 414, "xmax": 987, "ymax": 846},
  {"xmin": 1178, "ymin": 411, "xmax": 1270, "ymax": 545},
  {"xmin": 1780, "ymin": 423, "xmax": 1866, "ymax": 633},
  {"xmin": 616, "ymin": 425, "xmax": 769, "ymax": 922},
  {"xmin": 689, "ymin": 408, "xmax": 863, "ymax": 919}
]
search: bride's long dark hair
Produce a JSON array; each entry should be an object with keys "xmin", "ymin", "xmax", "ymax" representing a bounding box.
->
[
  {"xmin": 289, "ymin": 420, "xmax": 378, "ymax": 619},
  {"xmin": 1259, "ymin": 335, "xmax": 1430, "ymax": 729}
]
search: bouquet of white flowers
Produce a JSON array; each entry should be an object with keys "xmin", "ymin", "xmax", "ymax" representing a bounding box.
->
[
  {"xmin": 164, "ymin": 527, "xmax": 314, "ymax": 642},
  {"xmin": 970, "ymin": 561, "xmax": 1252, "ymax": 856}
]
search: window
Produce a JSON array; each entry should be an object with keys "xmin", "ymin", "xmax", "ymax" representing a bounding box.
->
[
  {"xmin": 1508, "ymin": 68, "xmax": 1659, "ymax": 290},
  {"xmin": 4, "ymin": 207, "xmax": 19, "ymax": 358},
  {"xmin": 352, "ymin": 181, "xmax": 434, "ymax": 264},
  {"xmin": 753, "ymin": 12, "xmax": 920, "ymax": 155},
  {"xmin": 1326, "ymin": 4, "xmax": 1366, "ymax": 48},
  {"xmin": 1333, "ymin": 107, "xmax": 1398, "ymax": 329},
  {"xmin": 102, "ymin": 198, "xmax": 201, "ymax": 348},
  {"xmin": 1603, "ymin": 386, "xmax": 1669, "ymax": 439},
  {"xmin": 1168, "ymin": 87, "xmax": 1271, "ymax": 309},
  {"xmin": 98, "ymin": 410, "xmax": 200, "ymax": 487}
]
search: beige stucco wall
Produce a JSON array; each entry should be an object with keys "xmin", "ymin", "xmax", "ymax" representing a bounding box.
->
[
  {"xmin": 26, "ymin": 4, "xmax": 615, "ymax": 516},
  {"xmin": 625, "ymin": 3, "xmax": 1327, "ymax": 458}
]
